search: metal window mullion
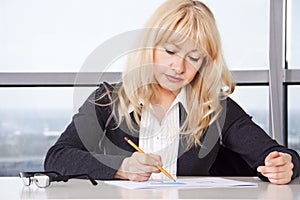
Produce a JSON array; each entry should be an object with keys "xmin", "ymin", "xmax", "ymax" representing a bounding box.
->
[
  {"xmin": 0, "ymin": 72, "xmax": 122, "ymax": 86},
  {"xmin": 269, "ymin": 0, "xmax": 285, "ymax": 145},
  {"xmin": 285, "ymin": 69, "xmax": 300, "ymax": 83},
  {"xmin": 0, "ymin": 70, "xmax": 271, "ymax": 86}
]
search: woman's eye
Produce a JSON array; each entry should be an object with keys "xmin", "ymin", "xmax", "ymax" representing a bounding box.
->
[
  {"xmin": 189, "ymin": 57, "xmax": 200, "ymax": 62},
  {"xmin": 165, "ymin": 49, "xmax": 175, "ymax": 55}
]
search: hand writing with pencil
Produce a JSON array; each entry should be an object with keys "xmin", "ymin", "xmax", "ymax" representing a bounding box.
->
[
  {"xmin": 114, "ymin": 152, "xmax": 162, "ymax": 181},
  {"xmin": 114, "ymin": 137, "xmax": 176, "ymax": 182}
]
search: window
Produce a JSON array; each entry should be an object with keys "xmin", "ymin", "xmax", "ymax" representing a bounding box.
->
[
  {"xmin": 0, "ymin": 0, "xmax": 299, "ymax": 176},
  {"xmin": 0, "ymin": 88, "xmax": 74, "ymax": 175},
  {"xmin": 0, "ymin": 0, "xmax": 269, "ymax": 72},
  {"xmin": 229, "ymin": 86, "xmax": 269, "ymax": 133},
  {"xmin": 202, "ymin": 0, "xmax": 269, "ymax": 70},
  {"xmin": 288, "ymin": 86, "xmax": 300, "ymax": 153},
  {"xmin": 286, "ymin": 0, "xmax": 300, "ymax": 153},
  {"xmin": 0, "ymin": 0, "xmax": 165, "ymax": 72},
  {"xmin": 287, "ymin": 0, "xmax": 300, "ymax": 68}
]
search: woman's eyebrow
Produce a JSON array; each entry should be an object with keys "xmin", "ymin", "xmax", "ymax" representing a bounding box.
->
[
  {"xmin": 165, "ymin": 43, "xmax": 180, "ymax": 49},
  {"xmin": 166, "ymin": 43, "xmax": 200, "ymax": 53}
]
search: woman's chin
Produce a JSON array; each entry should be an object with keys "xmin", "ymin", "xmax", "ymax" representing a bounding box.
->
[{"xmin": 159, "ymin": 84, "xmax": 182, "ymax": 95}]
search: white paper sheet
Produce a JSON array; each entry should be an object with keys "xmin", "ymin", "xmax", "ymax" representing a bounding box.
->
[{"xmin": 104, "ymin": 177, "xmax": 257, "ymax": 189}]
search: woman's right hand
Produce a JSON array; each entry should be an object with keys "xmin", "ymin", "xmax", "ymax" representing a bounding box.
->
[{"xmin": 114, "ymin": 152, "xmax": 162, "ymax": 181}]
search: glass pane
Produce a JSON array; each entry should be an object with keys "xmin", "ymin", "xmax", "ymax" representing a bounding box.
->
[
  {"xmin": 229, "ymin": 86, "xmax": 269, "ymax": 133},
  {"xmin": 202, "ymin": 0, "xmax": 269, "ymax": 70},
  {"xmin": 288, "ymin": 86, "xmax": 300, "ymax": 153},
  {"xmin": 0, "ymin": 0, "xmax": 269, "ymax": 72},
  {"xmin": 0, "ymin": 87, "xmax": 97, "ymax": 176},
  {"xmin": 287, "ymin": 0, "xmax": 300, "ymax": 68},
  {"xmin": 0, "ymin": 0, "xmax": 165, "ymax": 72}
]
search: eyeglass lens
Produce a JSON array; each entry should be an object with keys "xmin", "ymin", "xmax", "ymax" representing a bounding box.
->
[
  {"xmin": 21, "ymin": 174, "xmax": 50, "ymax": 188},
  {"xmin": 33, "ymin": 174, "xmax": 50, "ymax": 188},
  {"xmin": 21, "ymin": 176, "xmax": 31, "ymax": 186}
]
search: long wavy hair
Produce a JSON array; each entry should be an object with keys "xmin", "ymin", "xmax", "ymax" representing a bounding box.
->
[{"xmin": 109, "ymin": 0, "xmax": 235, "ymax": 148}]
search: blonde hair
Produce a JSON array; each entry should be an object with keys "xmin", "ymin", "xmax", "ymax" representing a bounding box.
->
[{"xmin": 111, "ymin": 0, "xmax": 235, "ymax": 148}]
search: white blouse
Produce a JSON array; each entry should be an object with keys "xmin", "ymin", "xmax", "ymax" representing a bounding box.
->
[{"xmin": 139, "ymin": 87, "xmax": 188, "ymax": 180}]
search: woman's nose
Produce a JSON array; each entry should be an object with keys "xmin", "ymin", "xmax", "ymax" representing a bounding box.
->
[{"xmin": 170, "ymin": 56, "xmax": 185, "ymax": 74}]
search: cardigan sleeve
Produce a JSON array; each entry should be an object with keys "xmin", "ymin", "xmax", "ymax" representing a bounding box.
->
[
  {"xmin": 221, "ymin": 97, "xmax": 300, "ymax": 181},
  {"xmin": 44, "ymin": 82, "xmax": 127, "ymax": 180}
]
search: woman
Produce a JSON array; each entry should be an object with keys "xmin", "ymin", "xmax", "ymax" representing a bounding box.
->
[{"xmin": 44, "ymin": 0, "xmax": 299, "ymax": 184}]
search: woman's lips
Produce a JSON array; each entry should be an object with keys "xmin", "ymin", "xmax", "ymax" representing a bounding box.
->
[{"xmin": 165, "ymin": 74, "xmax": 184, "ymax": 82}]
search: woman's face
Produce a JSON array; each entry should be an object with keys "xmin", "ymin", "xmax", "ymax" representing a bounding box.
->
[{"xmin": 153, "ymin": 40, "xmax": 204, "ymax": 95}]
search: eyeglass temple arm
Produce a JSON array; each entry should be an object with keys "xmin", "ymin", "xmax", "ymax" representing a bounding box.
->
[
  {"xmin": 19, "ymin": 171, "xmax": 61, "ymax": 177},
  {"xmin": 52, "ymin": 174, "xmax": 98, "ymax": 186}
]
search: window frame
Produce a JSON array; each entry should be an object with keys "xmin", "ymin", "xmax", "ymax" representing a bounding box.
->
[{"xmin": 0, "ymin": 0, "xmax": 299, "ymax": 147}]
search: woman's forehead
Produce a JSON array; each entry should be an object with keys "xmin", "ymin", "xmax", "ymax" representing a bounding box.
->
[
  {"xmin": 161, "ymin": 37, "xmax": 205, "ymax": 53},
  {"xmin": 163, "ymin": 29, "xmax": 202, "ymax": 45}
]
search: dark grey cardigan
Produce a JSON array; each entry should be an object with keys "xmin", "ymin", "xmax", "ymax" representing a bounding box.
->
[{"xmin": 44, "ymin": 82, "xmax": 300, "ymax": 181}]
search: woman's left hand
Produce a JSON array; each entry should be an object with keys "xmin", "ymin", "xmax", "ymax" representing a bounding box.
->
[{"xmin": 257, "ymin": 151, "xmax": 294, "ymax": 184}]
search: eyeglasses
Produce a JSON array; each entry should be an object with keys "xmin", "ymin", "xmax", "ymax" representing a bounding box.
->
[{"xmin": 19, "ymin": 171, "xmax": 98, "ymax": 188}]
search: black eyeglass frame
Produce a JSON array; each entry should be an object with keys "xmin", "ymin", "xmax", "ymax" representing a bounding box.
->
[{"xmin": 19, "ymin": 171, "xmax": 98, "ymax": 187}]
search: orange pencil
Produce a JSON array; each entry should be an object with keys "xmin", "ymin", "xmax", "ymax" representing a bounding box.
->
[{"xmin": 124, "ymin": 137, "xmax": 176, "ymax": 182}]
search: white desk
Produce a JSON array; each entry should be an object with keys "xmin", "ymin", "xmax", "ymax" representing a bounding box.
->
[{"xmin": 2, "ymin": 176, "xmax": 300, "ymax": 199}]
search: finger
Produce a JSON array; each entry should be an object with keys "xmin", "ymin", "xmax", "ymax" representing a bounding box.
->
[
  {"xmin": 265, "ymin": 153, "xmax": 292, "ymax": 167},
  {"xmin": 257, "ymin": 164, "xmax": 293, "ymax": 174},
  {"xmin": 279, "ymin": 152, "xmax": 292, "ymax": 163},
  {"xmin": 116, "ymin": 157, "xmax": 153, "ymax": 180},
  {"xmin": 269, "ymin": 177, "xmax": 292, "ymax": 185},
  {"xmin": 266, "ymin": 151, "xmax": 280, "ymax": 159},
  {"xmin": 268, "ymin": 170, "xmax": 293, "ymax": 185},
  {"xmin": 267, "ymin": 157, "xmax": 285, "ymax": 167},
  {"xmin": 257, "ymin": 165, "xmax": 293, "ymax": 185},
  {"xmin": 122, "ymin": 159, "xmax": 147, "ymax": 174},
  {"xmin": 141, "ymin": 153, "xmax": 162, "ymax": 166},
  {"xmin": 126, "ymin": 162, "xmax": 158, "ymax": 174},
  {"xmin": 130, "ymin": 153, "xmax": 161, "ymax": 174},
  {"xmin": 265, "ymin": 151, "xmax": 280, "ymax": 166},
  {"xmin": 148, "ymin": 153, "xmax": 163, "ymax": 166},
  {"xmin": 133, "ymin": 152, "xmax": 162, "ymax": 166},
  {"xmin": 128, "ymin": 173, "xmax": 152, "ymax": 182},
  {"xmin": 260, "ymin": 170, "xmax": 293, "ymax": 180},
  {"xmin": 134, "ymin": 163, "xmax": 161, "ymax": 173}
]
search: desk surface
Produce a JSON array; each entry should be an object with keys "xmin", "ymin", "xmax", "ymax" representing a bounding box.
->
[{"xmin": 3, "ymin": 176, "xmax": 300, "ymax": 200}]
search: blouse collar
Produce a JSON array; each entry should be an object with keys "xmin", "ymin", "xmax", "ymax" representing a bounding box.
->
[{"xmin": 127, "ymin": 87, "xmax": 188, "ymax": 114}]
